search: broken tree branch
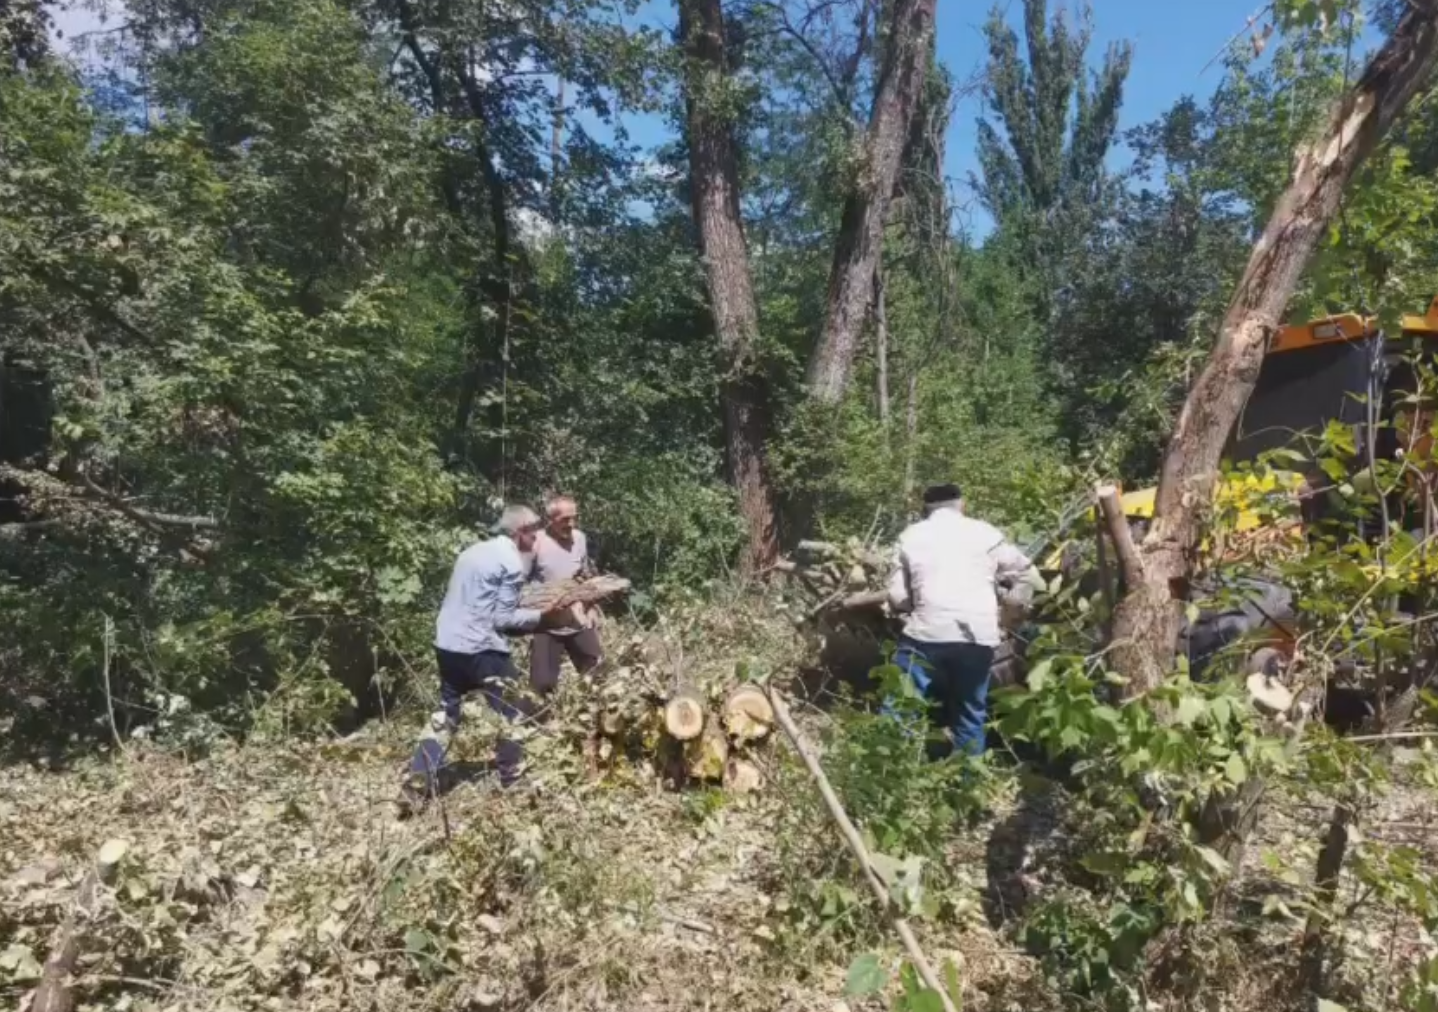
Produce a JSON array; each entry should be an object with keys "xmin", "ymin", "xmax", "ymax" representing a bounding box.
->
[
  {"xmin": 76, "ymin": 471, "xmax": 218, "ymax": 531},
  {"xmin": 1096, "ymin": 484, "xmax": 1143, "ymax": 589},
  {"xmin": 768, "ymin": 687, "xmax": 959, "ymax": 1012}
]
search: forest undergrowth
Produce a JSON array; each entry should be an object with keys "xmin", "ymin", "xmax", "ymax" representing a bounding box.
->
[{"xmin": 3, "ymin": 591, "xmax": 1435, "ymax": 1012}]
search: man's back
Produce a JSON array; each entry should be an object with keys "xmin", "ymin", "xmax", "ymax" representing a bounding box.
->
[{"xmin": 887, "ymin": 509, "xmax": 1032, "ymax": 647}]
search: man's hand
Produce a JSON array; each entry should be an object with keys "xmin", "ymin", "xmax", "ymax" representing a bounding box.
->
[{"xmin": 539, "ymin": 598, "xmax": 579, "ymax": 629}]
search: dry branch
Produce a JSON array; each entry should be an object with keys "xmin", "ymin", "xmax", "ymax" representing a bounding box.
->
[
  {"xmin": 768, "ymin": 687, "xmax": 959, "ymax": 1012},
  {"xmin": 1096, "ymin": 484, "xmax": 1143, "ymax": 589}
]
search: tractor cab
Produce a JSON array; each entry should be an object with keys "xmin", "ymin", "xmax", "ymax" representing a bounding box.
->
[{"xmin": 1116, "ymin": 296, "xmax": 1438, "ymax": 533}]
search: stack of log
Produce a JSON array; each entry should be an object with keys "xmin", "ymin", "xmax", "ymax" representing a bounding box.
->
[
  {"xmin": 773, "ymin": 538, "xmax": 893, "ymax": 624},
  {"xmin": 658, "ymin": 680, "xmax": 772, "ymax": 794},
  {"xmin": 530, "ymin": 611, "xmax": 776, "ymax": 794}
]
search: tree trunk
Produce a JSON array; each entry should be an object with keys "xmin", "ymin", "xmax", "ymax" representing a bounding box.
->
[
  {"xmin": 875, "ymin": 263, "xmax": 891, "ymax": 426},
  {"xmin": 1109, "ymin": 4, "xmax": 1438, "ymax": 694},
  {"xmin": 903, "ymin": 370, "xmax": 918, "ymax": 500},
  {"xmin": 679, "ymin": 0, "xmax": 780, "ymax": 575},
  {"xmin": 806, "ymin": 0, "xmax": 938, "ymax": 404}
]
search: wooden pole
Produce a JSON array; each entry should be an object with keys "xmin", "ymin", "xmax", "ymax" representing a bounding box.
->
[{"xmin": 768, "ymin": 688, "xmax": 959, "ymax": 1012}]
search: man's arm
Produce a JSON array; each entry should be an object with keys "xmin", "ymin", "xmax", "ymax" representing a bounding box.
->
[
  {"xmin": 469, "ymin": 547, "xmax": 547, "ymax": 633},
  {"xmin": 885, "ymin": 542, "xmax": 913, "ymax": 613},
  {"xmin": 577, "ymin": 530, "xmax": 597, "ymax": 580},
  {"xmin": 990, "ymin": 536, "xmax": 1043, "ymax": 590}
]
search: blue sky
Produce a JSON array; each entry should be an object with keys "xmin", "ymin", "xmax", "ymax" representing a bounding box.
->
[
  {"xmin": 52, "ymin": 0, "xmax": 1379, "ymax": 236},
  {"xmin": 599, "ymin": 0, "xmax": 1380, "ymax": 237}
]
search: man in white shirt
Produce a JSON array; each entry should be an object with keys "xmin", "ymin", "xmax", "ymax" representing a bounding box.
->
[{"xmin": 885, "ymin": 483, "xmax": 1043, "ymax": 757}]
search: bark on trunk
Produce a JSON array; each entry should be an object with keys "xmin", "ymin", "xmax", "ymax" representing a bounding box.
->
[
  {"xmin": 1110, "ymin": 4, "xmax": 1438, "ymax": 695},
  {"xmin": 903, "ymin": 370, "xmax": 918, "ymax": 500},
  {"xmin": 806, "ymin": 0, "xmax": 938, "ymax": 403},
  {"xmin": 875, "ymin": 263, "xmax": 891, "ymax": 426},
  {"xmin": 679, "ymin": 0, "xmax": 780, "ymax": 575}
]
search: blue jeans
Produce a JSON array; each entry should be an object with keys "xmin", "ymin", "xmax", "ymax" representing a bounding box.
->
[
  {"xmin": 408, "ymin": 648, "xmax": 530, "ymax": 792},
  {"xmin": 891, "ymin": 637, "xmax": 996, "ymax": 758}
]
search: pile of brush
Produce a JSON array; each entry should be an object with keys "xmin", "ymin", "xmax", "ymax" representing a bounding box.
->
[{"xmin": 773, "ymin": 538, "xmax": 894, "ymax": 626}]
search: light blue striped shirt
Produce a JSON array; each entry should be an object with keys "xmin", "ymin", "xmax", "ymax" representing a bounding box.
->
[{"xmin": 434, "ymin": 536, "xmax": 543, "ymax": 654}]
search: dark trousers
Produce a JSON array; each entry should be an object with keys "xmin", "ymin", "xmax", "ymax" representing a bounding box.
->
[
  {"xmin": 891, "ymin": 636, "xmax": 996, "ymax": 757},
  {"xmin": 529, "ymin": 628, "xmax": 604, "ymax": 692},
  {"xmin": 407, "ymin": 648, "xmax": 529, "ymax": 790}
]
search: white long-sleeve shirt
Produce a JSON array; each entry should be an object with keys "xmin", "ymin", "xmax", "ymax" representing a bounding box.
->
[{"xmin": 885, "ymin": 507, "xmax": 1041, "ymax": 647}]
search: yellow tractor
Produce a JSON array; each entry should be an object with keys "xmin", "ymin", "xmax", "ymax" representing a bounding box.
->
[
  {"xmin": 1028, "ymin": 298, "xmax": 1438, "ymax": 697},
  {"xmin": 1112, "ymin": 296, "xmax": 1438, "ymax": 534}
]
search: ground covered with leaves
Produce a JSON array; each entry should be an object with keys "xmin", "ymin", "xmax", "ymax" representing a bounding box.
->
[{"xmin": 2, "ymin": 607, "xmax": 1435, "ymax": 1012}]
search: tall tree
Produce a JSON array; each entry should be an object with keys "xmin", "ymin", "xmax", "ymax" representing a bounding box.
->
[
  {"xmin": 1107, "ymin": 0, "xmax": 1438, "ymax": 694},
  {"xmin": 974, "ymin": 0, "xmax": 1131, "ymax": 306},
  {"xmin": 805, "ymin": 0, "xmax": 938, "ymax": 404},
  {"xmin": 1, "ymin": 0, "xmax": 51, "ymax": 71},
  {"xmin": 679, "ymin": 0, "xmax": 779, "ymax": 573}
]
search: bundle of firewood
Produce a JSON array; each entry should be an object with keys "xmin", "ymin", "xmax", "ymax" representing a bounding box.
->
[{"xmin": 520, "ymin": 574, "xmax": 632, "ymax": 612}]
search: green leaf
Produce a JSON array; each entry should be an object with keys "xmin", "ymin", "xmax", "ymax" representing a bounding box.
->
[
  {"xmin": 1174, "ymin": 695, "xmax": 1206, "ymax": 726},
  {"xmin": 403, "ymin": 927, "xmax": 431, "ymax": 954},
  {"xmin": 1224, "ymin": 752, "xmax": 1248, "ymax": 785},
  {"xmin": 1196, "ymin": 846, "xmax": 1230, "ymax": 877},
  {"xmin": 845, "ymin": 953, "xmax": 887, "ymax": 997},
  {"xmin": 1025, "ymin": 658, "xmax": 1053, "ymax": 692},
  {"xmin": 904, "ymin": 990, "xmax": 946, "ymax": 1012}
]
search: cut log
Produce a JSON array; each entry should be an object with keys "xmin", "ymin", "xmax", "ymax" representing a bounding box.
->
[
  {"xmin": 31, "ymin": 839, "xmax": 130, "ymax": 1012},
  {"xmin": 723, "ymin": 756, "xmax": 763, "ymax": 794},
  {"xmin": 664, "ymin": 687, "xmax": 706, "ymax": 741},
  {"xmin": 722, "ymin": 684, "xmax": 774, "ymax": 742},
  {"xmin": 520, "ymin": 574, "xmax": 631, "ymax": 612},
  {"xmin": 684, "ymin": 720, "xmax": 730, "ymax": 781}
]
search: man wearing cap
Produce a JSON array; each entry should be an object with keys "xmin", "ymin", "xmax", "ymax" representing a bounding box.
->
[
  {"xmin": 885, "ymin": 483, "xmax": 1043, "ymax": 758},
  {"xmin": 400, "ymin": 504, "xmax": 579, "ymax": 811},
  {"xmin": 528, "ymin": 495, "xmax": 605, "ymax": 692}
]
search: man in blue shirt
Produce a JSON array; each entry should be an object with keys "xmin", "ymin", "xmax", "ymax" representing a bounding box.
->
[{"xmin": 401, "ymin": 505, "xmax": 578, "ymax": 812}]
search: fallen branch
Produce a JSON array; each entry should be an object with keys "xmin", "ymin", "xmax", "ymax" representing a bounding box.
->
[
  {"xmin": 768, "ymin": 687, "xmax": 959, "ymax": 1012},
  {"xmin": 77, "ymin": 471, "xmax": 218, "ymax": 531},
  {"xmin": 31, "ymin": 839, "xmax": 130, "ymax": 1012}
]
